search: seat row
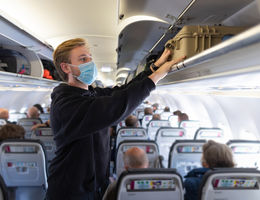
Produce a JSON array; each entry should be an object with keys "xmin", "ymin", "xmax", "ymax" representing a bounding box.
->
[
  {"xmin": 115, "ymin": 126, "xmax": 225, "ymax": 167},
  {"xmin": 115, "ymin": 139, "xmax": 260, "ymax": 178},
  {"xmin": 0, "ymin": 139, "xmax": 259, "ymax": 200},
  {"xmin": 115, "ymin": 168, "xmax": 260, "ymax": 200},
  {"xmin": 117, "ymin": 118, "xmax": 222, "ymax": 141}
]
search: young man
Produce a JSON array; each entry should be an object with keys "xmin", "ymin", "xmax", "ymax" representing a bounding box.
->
[{"xmin": 46, "ymin": 38, "xmax": 184, "ymax": 200}]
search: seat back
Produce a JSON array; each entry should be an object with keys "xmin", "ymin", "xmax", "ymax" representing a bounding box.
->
[
  {"xmin": 39, "ymin": 113, "xmax": 49, "ymax": 123},
  {"xmin": 141, "ymin": 115, "xmax": 153, "ymax": 128},
  {"xmin": 194, "ymin": 128, "xmax": 226, "ymax": 143},
  {"xmin": 147, "ymin": 120, "xmax": 170, "ymax": 140},
  {"xmin": 116, "ymin": 121, "xmax": 126, "ymax": 132},
  {"xmin": 179, "ymin": 120, "xmax": 200, "ymax": 139},
  {"xmin": 116, "ymin": 127, "xmax": 148, "ymax": 148},
  {"xmin": 116, "ymin": 140, "xmax": 160, "ymax": 177},
  {"xmin": 31, "ymin": 128, "xmax": 56, "ymax": 164},
  {"xmin": 168, "ymin": 115, "xmax": 179, "ymax": 127},
  {"xmin": 227, "ymin": 140, "xmax": 260, "ymax": 168},
  {"xmin": 134, "ymin": 107, "xmax": 144, "ymax": 117},
  {"xmin": 199, "ymin": 168, "xmax": 260, "ymax": 200},
  {"xmin": 116, "ymin": 169, "xmax": 184, "ymax": 200},
  {"xmin": 154, "ymin": 109, "xmax": 164, "ymax": 114},
  {"xmin": 0, "ymin": 139, "xmax": 47, "ymax": 200},
  {"xmin": 17, "ymin": 118, "xmax": 42, "ymax": 138},
  {"xmin": 155, "ymin": 127, "xmax": 186, "ymax": 167},
  {"xmin": 160, "ymin": 112, "xmax": 172, "ymax": 120},
  {"xmin": 137, "ymin": 111, "xmax": 144, "ymax": 120},
  {"xmin": 168, "ymin": 140, "xmax": 206, "ymax": 178},
  {"xmin": 8, "ymin": 113, "xmax": 26, "ymax": 123}
]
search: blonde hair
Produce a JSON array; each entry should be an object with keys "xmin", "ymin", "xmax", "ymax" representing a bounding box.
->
[
  {"xmin": 202, "ymin": 140, "xmax": 234, "ymax": 168},
  {"xmin": 53, "ymin": 38, "xmax": 89, "ymax": 82}
]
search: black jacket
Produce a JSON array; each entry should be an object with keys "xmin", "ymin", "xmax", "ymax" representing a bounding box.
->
[{"xmin": 46, "ymin": 70, "xmax": 155, "ymax": 200}]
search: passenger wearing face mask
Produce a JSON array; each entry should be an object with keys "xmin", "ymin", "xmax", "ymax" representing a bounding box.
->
[{"xmin": 46, "ymin": 38, "xmax": 185, "ymax": 200}]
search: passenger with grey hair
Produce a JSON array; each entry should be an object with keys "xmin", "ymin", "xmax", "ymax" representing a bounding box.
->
[{"xmin": 103, "ymin": 147, "xmax": 149, "ymax": 200}]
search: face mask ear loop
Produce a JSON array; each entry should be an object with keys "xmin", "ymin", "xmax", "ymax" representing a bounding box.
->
[{"xmin": 66, "ymin": 63, "xmax": 82, "ymax": 82}]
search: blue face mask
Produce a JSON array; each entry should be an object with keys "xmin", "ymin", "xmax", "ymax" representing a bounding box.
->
[{"xmin": 69, "ymin": 61, "xmax": 98, "ymax": 85}]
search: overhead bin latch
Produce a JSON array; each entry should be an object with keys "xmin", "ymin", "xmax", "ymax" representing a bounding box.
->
[{"xmin": 165, "ymin": 14, "xmax": 177, "ymax": 25}]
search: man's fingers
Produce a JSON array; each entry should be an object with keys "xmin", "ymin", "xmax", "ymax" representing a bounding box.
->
[{"xmin": 170, "ymin": 55, "xmax": 186, "ymax": 65}]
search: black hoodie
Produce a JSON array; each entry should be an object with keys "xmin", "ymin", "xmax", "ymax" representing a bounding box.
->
[{"xmin": 46, "ymin": 70, "xmax": 155, "ymax": 200}]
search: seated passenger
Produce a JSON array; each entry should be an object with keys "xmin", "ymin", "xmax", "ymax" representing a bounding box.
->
[
  {"xmin": 125, "ymin": 115, "xmax": 138, "ymax": 127},
  {"xmin": 164, "ymin": 106, "xmax": 170, "ymax": 112},
  {"xmin": 31, "ymin": 119, "xmax": 51, "ymax": 131},
  {"xmin": 33, "ymin": 104, "xmax": 44, "ymax": 114},
  {"xmin": 173, "ymin": 110, "xmax": 182, "ymax": 116},
  {"xmin": 0, "ymin": 108, "xmax": 15, "ymax": 124},
  {"xmin": 26, "ymin": 107, "xmax": 42, "ymax": 122},
  {"xmin": 152, "ymin": 114, "xmax": 161, "ymax": 120},
  {"xmin": 184, "ymin": 140, "xmax": 234, "ymax": 200},
  {"xmin": 0, "ymin": 124, "xmax": 25, "ymax": 141},
  {"xmin": 103, "ymin": 147, "xmax": 149, "ymax": 200},
  {"xmin": 144, "ymin": 107, "xmax": 153, "ymax": 115},
  {"xmin": 152, "ymin": 103, "xmax": 159, "ymax": 112},
  {"xmin": 178, "ymin": 113, "xmax": 189, "ymax": 123}
]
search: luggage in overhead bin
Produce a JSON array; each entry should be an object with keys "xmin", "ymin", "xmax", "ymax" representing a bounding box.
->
[
  {"xmin": 165, "ymin": 25, "xmax": 247, "ymax": 60},
  {"xmin": 0, "ymin": 49, "xmax": 31, "ymax": 75}
]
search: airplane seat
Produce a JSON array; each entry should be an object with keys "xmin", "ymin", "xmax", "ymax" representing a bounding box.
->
[
  {"xmin": 227, "ymin": 140, "xmax": 260, "ymax": 168},
  {"xmin": 8, "ymin": 113, "xmax": 26, "ymax": 124},
  {"xmin": 168, "ymin": 115, "xmax": 179, "ymax": 127},
  {"xmin": 115, "ymin": 127, "xmax": 148, "ymax": 148},
  {"xmin": 0, "ymin": 119, "xmax": 7, "ymax": 128},
  {"xmin": 115, "ymin": 168, "xmax": 184, "ymax": 200},
  {"xmin": 137, "ymin": 111, "xmax": 144, "ymax": 121},
  {"xmin": 0, "ymin": 174, "xmax": 8, "ymax": 200},
  {"xmin": 116, "ymin": 140, "xmax": 160, "ymax": 177},
  {"xmin": 155, "ymin": 127, "xmax": 186, "ymax": 168},
  {"xmin": 154, "ymin": 109, "xmax": 164, "ymax": 114},
  {"xmin": 194, "ymin": 128, "xmax": 225, "ymax": 143},
  {"xmin": 160, "ymin": 112, "xmax": 172, "ymax": 120},
  {"xmin": 199, "ymin": 168, "xmax": 260, "ymax": 200},
  {"xmin": 179, "ymin": 120, "xmax": 200, "ymax": 139},
  {"xmin": 17, "ymin": 118, "xmax": 42, "ymax": 139},
  {"xmin": 168, "ymin": 140, "xmax": 206, "ymax": 178},
  {"xmin": 141, "ymin": 115, "xmax": 153, "ymax": 128},
  {"xmin": 116, "ymin": 121, "xmax": 125, "ymax": 132},
  {"xmin": 39, "ymin": 113, "xmax": 49, "ymax": 123},
  {"xmin": 31, "ymin": 127, "xmax": 56, "ymax": 165},
  {"xmin": 0, "ymin": 139, "xmax": 48, "ymax": 200},
  {"xmin": 147, "ymin": 120, "xmax": 170, "ymax": 140}
]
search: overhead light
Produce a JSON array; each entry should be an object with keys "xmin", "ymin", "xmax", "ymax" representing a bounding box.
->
[{"xmin": 101, "ymin": 65, "xmax": 113, "ymax": 73}]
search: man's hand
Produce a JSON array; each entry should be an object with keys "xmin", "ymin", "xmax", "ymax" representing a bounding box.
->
[
  {"xmin": 149, "ymin": 55, "xmax": 186, "ymax": 84},
  {"xmin": 154, "ymin": 48, "xmax": 172, "ymax": 67}
]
